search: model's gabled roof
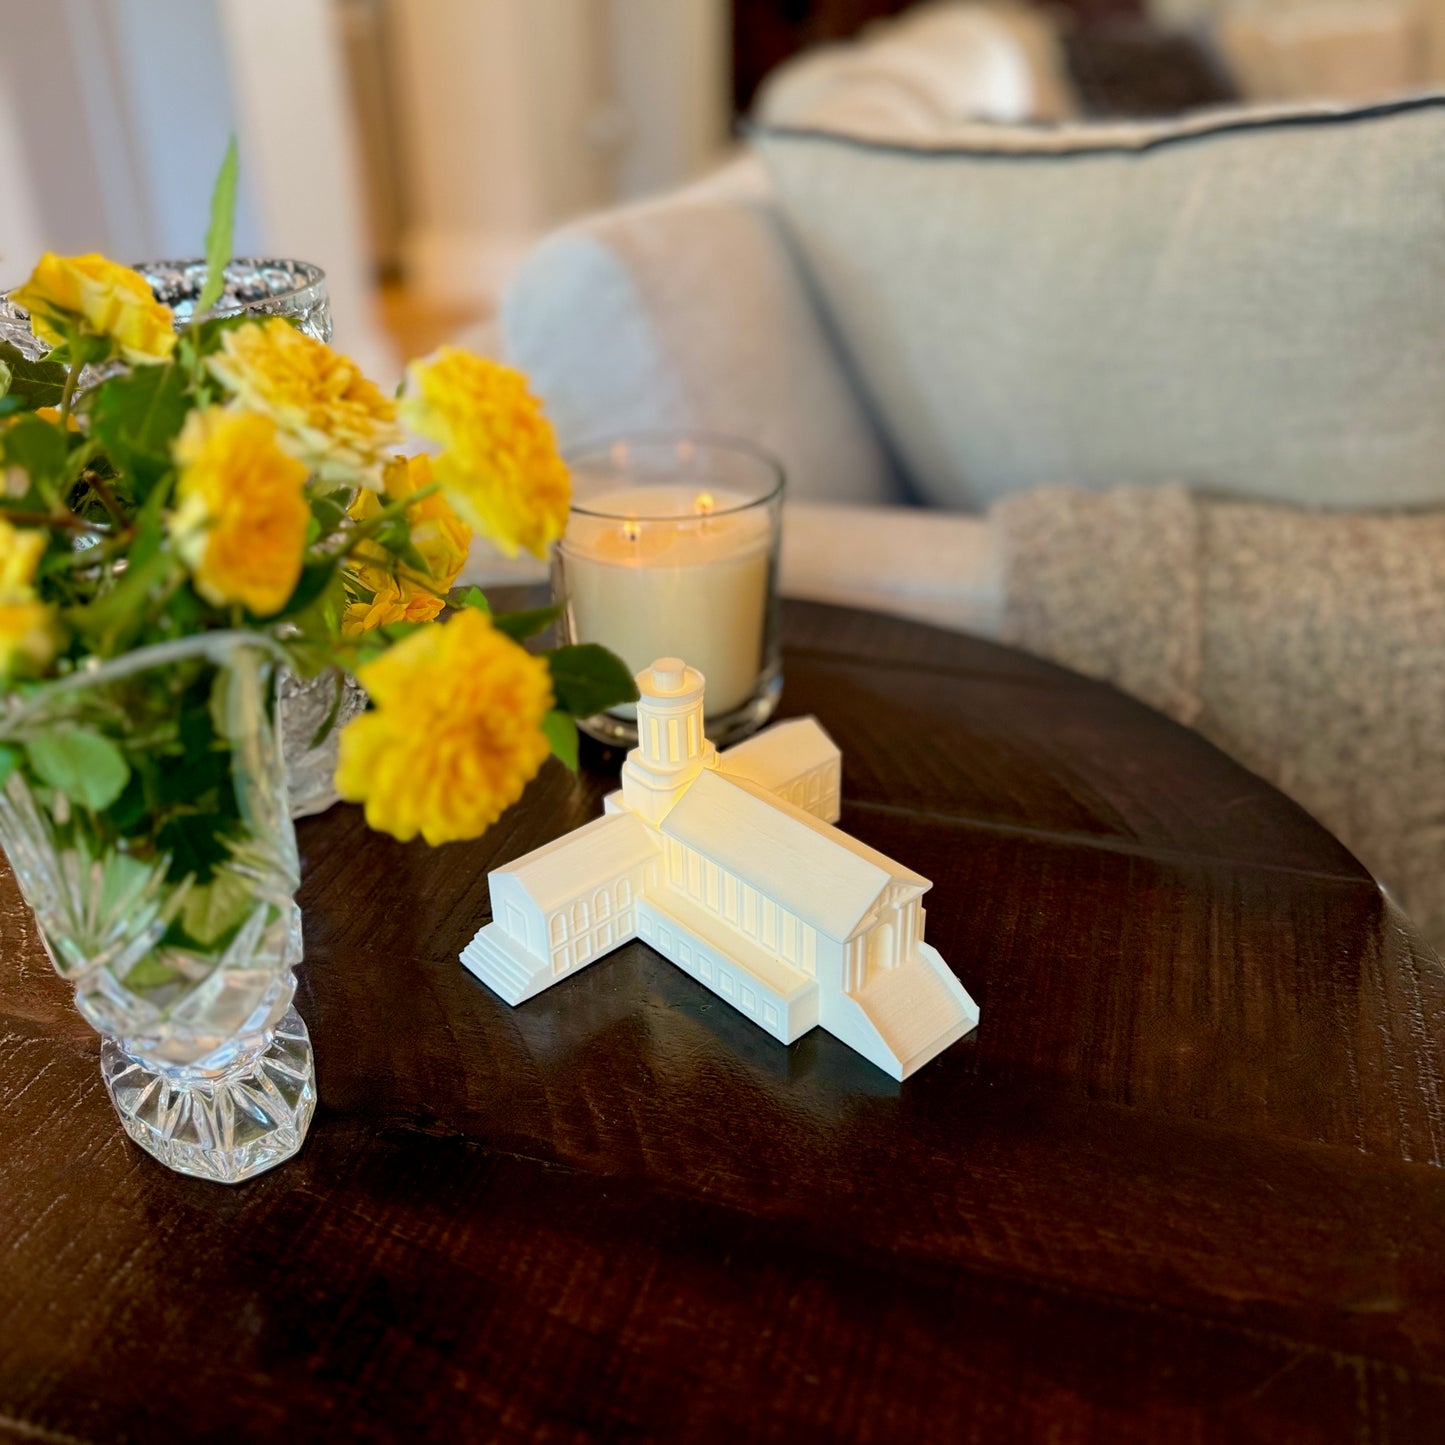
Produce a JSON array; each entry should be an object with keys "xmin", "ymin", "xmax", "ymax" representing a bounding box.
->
[
  {"xmin": 493, "ymin": 810, "xmax": 660, "ymax": 913},
  {"xmin": 717, "ymin": 716, "xmax": 839, "ymax": 794},
  {"xmin": 660, "ymin": 769, "xmax": 927, "ymax": 940}
]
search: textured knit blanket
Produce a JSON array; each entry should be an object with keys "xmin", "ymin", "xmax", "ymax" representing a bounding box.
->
[{"xmin": 995, "ymin": 485, "xmax": 1445, "ymax": 952}]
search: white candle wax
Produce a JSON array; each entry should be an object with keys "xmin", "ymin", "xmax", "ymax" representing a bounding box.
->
[{"xmin": 560, "ymin": 485, "xmax": 773, "ymax": 716}]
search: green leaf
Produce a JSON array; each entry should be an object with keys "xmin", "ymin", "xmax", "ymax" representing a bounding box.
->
[
  {"xmin": 1, "ymin": 413, "xmax": 71, "ymax": 492},
  {"xmin": 0, "ymin": 395, "xmax": 27, "ymax": 420},
  {"xmin": 101, "ymin": 766, "xmax": 151, "ymax": 834},
  {"xmin": 23, "ymin": 729, "xmax": 130, "ymax": 811},
  {"xmin": 127, "ymin": 479, "xmax": 173, "ymax": 571},
  {"xmin": 541, "ymin": 709, "xmax": 579, "ymax": 772},
  {"xmin": 0, "ymin": 343, "xmax": 66, "ymax": 408},
  {"xmin": 491, "ymin": 604, "xmax": 561, "ymax": 644},
  {"xmin": 66, "ymin": 549, "xmax": 177, "ymax": 655},
  {"xmin": 366, "ymin": 620, "xmax": 420, "ymax": 643},
  {"xmin": 197, "ymin": 137, "xmax": 239, "ymax": 316},
  {"xmin": 309, "ymin": 493, "xmax": 349, "ymax": 540},
  {"xmin": 99, "ymin": 851, "xmax": 160, "ymax": 922},
  {"xmin": 270, "ymin": 558, "xmax": 341, "ymax": 622},
  {"xmin": 545, "ymin": 643, "xmax": 638, "ymax": 718},
  {"xmin": 189, "ymin": 314, "xmax": 249, "ymax": 358},
  {"xmin": 88, "ymin": 362, "xmax": 190, "ymax": 498},
  {"xmin": 121, "ymin": 953, "xmax": 180, "ymax": 993},
  {"xmin": 450, "ymin": 585, "xmax": 490, "ymax": 613},
  {"xmin": 152, "ymin": 743, "xmax": 230, "ymax": 808},
  {"xmin": 157, "ymin": 810, "xmax": 232, "ymax": 885},
  {"xmin": 180, "ymin": 870, "xmax": 253, "ymax": 946},
  {"xmin": 0, "ymin": 743, "xmax": 19, "ymax": 791},
  {"xmin": 0, "ymin": 356, "xmax": 10, "ymax": 398},
  {"xmin": 69, "ymin": 334, "xmax": 111, "ymax": 369}
]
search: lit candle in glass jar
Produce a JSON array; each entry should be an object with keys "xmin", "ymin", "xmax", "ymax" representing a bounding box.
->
[{"xmin": 555, "ymin": 438, "xmax": 783, "ymax": 744}]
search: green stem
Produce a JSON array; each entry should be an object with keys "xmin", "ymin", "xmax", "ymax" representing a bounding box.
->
[
  {"xmin": 80, "ymin": 471, "xmax": 131, "ymax": 533},
  {"xmin": 57, "ymin": 356, "xmax": 83, "ymax": 426},
  {"xmin": 319, "ymin": 481, "xmax": 444, "ymax": 565}
]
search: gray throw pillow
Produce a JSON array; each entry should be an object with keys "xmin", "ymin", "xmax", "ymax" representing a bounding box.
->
[{"xmin": 754, "ymin": 97, "xmax": 1445, "ymax": 511}]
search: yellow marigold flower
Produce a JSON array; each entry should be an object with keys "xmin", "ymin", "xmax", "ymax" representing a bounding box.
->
[
  {"xmin": 168, "ymin": 407, "xmax": 310, "ymax": 617},
  {"xmin": 341, "ymin": 579, "xmax": 411, "ymax": 638},
  {"xmin": 335, "ymin": 608, "xmax": 553, "ymax": 845},
  {"xmin": 399, "ymin": 348, "xmax": 569, "ymax": 559},
  {"xmin": 0, "ymin": 517, "xmax": 55, "ymax": 675},
  {"xmin": 207, "ymin": 319, "xmax": 402, "ymax": 490},
  {"xmin": 0, "ymin": 517, "xmax": 46, "ymax": 595},
  {"xmin": 0, "ymin": 601, "xmax": 57, "ymax": 677},
  {"xmin": 11, "ymin": 253, "xmax": 176, "ymax": 364},
  {"xmin": 342, "ymin": 453, "xmax": 472, "ymax": 637}
]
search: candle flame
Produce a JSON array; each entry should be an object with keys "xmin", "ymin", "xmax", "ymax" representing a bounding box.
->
[
  {"xmin": 621, "ymin": 517, "xmax": 641, "ymax": 543},
  {"xmin": 694, "ymin": 491, "xmax": 716, "ymax": 516}
]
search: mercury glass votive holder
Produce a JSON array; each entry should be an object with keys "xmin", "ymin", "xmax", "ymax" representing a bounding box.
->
[
  {"xmin": 130, "ymin": 258, "xmax": 332, "ymax": 340},
  {"xmin": 0, "ymin": 258, "xmax": 331, "ymax": 361},
  {"xmin": 555, "ymin": 434, "xmax": 784, "ymax": 747}
]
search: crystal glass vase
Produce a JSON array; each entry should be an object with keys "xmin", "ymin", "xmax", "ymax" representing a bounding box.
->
[
  {"xmin": 0, "ymin": 633, "xmax": 316, "ymax": 1183},
  {"xmin": 3, "ymin": 258, "xmax": 350, "ymax": 818}
]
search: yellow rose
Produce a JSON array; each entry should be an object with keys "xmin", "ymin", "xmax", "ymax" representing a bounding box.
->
[
  {"xmin": 399, "ymin": 348, "xmax": 569, "ymax": 559},
  {"xmin": 341, "ymin": 579, "xmax": 412, "ymax": 638},
  {"xmin": 11, "ymin": 253, "xmax": 176, "ymax": 364},
  {"xmin": 342, "ymin": 453, "xmax": 472, "ymax": 637},
  {"xmin": 169, "ymin": 407, "xmax": 310, "ymax": 617},
  {"xmin": 335, "ymin": 607, "xmax": 553, "ymax": 845},
  {"xmin": 0, "ymin": 601, "xmax": 57, "ymax": 678},
  {"xmin": 0, "ymin": 517, "xmax": 46, "ymax": 595},
  {"xmin": 207, "ymin": 319, "xmax": 402, "ymax": 490},
  {"xmin": 0, "ymin": 517, "xmax": 55, "ymax": 675}
]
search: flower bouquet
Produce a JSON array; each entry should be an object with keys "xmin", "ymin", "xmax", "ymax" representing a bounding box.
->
[{"xmin": 0, "ymin": 149, "xmax": 634, "ymax": 1182}]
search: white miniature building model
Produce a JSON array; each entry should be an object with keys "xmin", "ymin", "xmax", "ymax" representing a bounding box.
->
[{"xmin": 462, "ymin": 659, "xmax": 979, "ymax": 1079}]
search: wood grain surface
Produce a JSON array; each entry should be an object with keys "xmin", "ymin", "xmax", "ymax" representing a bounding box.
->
[{"xmin": 2, "ymin": 601, "xmax": 1442, "ymax": 1444}]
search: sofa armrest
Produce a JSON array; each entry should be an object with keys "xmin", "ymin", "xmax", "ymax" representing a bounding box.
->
[
  {"xmin": 781, "ymin": 501, "xmax": 1002, "ymax": 637},
  {"xmin": 460, "ymin": 500, "xmax": 1003, "ymax": 642},
  {"xmin": 493, "ymin": 156, "xmax": 904, "ymax": 508}
]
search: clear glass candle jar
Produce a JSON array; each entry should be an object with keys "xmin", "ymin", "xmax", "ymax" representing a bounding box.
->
[{"xmin": 555, "ymin": 434, "xmax": 784, "ymax": 746}]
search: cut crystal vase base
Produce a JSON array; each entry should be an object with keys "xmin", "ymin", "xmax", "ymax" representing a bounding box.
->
[{"xmin": 100, "ymin": 1007, "xmax": 317, "ymax": 1184}]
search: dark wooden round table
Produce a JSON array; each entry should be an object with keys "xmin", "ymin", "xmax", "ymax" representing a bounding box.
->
[{"xmin": 3, "ymin": 601, "xmax": 1443, "ymax": 1443}]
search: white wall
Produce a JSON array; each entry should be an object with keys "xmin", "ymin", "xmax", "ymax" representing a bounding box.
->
[
  {"xmin": 103, "ymin": 0, "xmax": 266, "ymax": 259},
  {"xmin": 0, "ymin": 58, "xmax": 45, "ymax": 277},
  {"xmin": 0, "ymin": 0, "xmax": 262, "ymax": 280},
  {"xmin": 0, "ymin": 0, "xmax": 391, "ymax": 377}
]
